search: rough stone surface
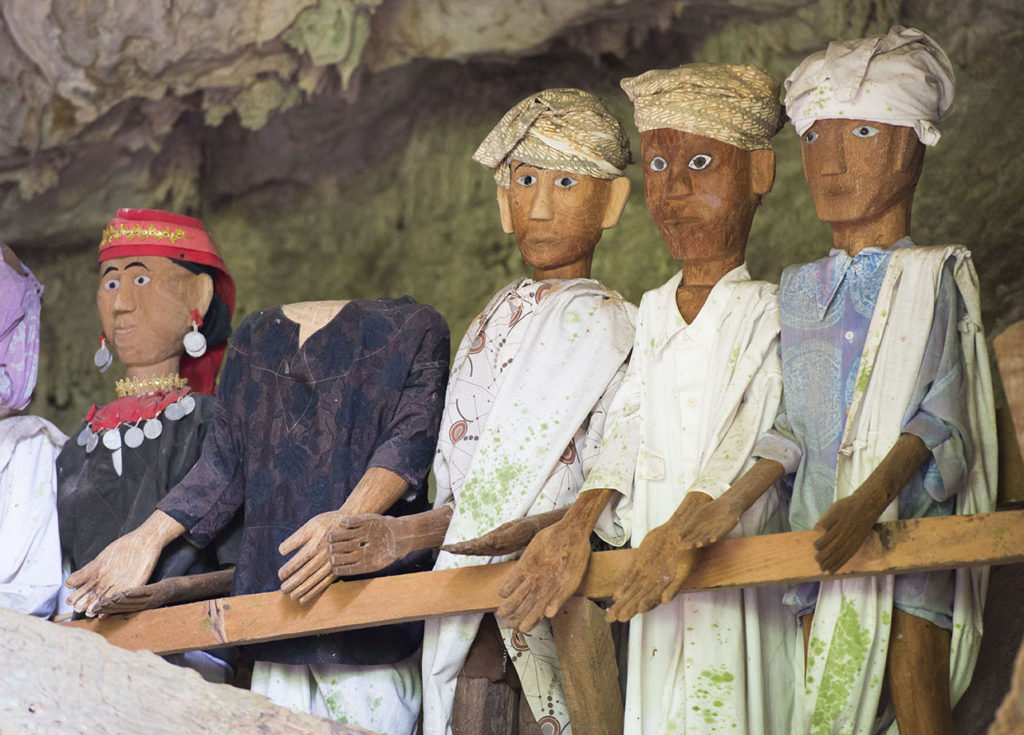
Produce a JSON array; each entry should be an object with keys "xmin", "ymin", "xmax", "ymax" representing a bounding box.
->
[{"xmin": 0, "ymin": 608, "xmax": 372, "ymax": 733}]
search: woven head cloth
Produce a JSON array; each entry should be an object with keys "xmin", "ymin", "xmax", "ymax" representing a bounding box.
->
[
  {"xmin": 620, "ymin": 63, "xmax": 783, "ymax": 150},
  {"xmin": 473, "ymin": 88, "xmax": 632, "ymax": 188},
  {"xmin": 785, "ymin": 26, "xmax": 955, "ymax": 146}
]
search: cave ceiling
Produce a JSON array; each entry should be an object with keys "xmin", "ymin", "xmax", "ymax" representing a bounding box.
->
[{"xmin": 0, "ymin": 0, "xmax": 885, "ymax": 248}]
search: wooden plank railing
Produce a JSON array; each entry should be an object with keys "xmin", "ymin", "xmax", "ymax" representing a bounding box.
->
[{"xmin": 65, "ymin": 509, "xmax": 1024, "ymax": 655}]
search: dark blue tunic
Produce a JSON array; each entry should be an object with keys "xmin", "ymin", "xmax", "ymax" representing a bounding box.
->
[{"xmin": 159, "ymin": 298, "xmax": 449, "ymax": 665}]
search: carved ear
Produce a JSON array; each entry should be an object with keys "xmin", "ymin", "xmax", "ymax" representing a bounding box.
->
[
  {"xmin": 749, "ymin": 149, "xmax": 776, "ymax": 196},
  {"xmin": 190, "ymin": 272, "xmax": 214, "ymax": 318},
  {"xmin": 898, "ymin": 128, "xmax": 926, "ymax": 173},
  {"xmin": 600, "ymin": 176, "xmax": 631, "ymax": 230},
  {"xmin": 496, "ymin": 186, "xmax": 515, "ymax": 234}
]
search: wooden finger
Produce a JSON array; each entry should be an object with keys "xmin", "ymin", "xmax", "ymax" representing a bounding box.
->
[{"xmin": 298, "ymin": 573, "xmax": 335, "ymax": 605}]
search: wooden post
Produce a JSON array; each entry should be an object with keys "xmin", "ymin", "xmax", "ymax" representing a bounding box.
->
[{"xmin": 550, "ymin": 598, "xmax": 623, "ymax": 735}]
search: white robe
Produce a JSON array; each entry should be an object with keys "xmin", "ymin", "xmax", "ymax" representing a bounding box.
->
[
  {"xmin": 797, "ymin": 245, "xmax": 995, "ymax": 735},
  {"xmin": 590, "ymin": 266, "xmax": 795, "ymax": 735},
  {"xmin": 0, "ymin": 415, "xmax": 66, "ymax": 617},
  {"xmin": 422, "ymin": 278, "xmax": 636, "ymax": 735}
]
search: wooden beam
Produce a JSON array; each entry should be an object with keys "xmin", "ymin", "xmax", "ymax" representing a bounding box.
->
[{"xmin": 67, "ymin": 510, "xmax": 1024, "ymax": 655}]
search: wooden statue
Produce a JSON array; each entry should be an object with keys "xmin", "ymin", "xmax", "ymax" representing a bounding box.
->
[
  {"xmin": 64, "ymin": 283, "xmax": 450, "ymax": 732},
  {"xmin": 458, "ymin": 65, "xmax": 797, "ymax": 735},
  {"xmin": 0, "ymin": 243, "xmax": 66, "ymax": 618},
  {"xmin": 327, "ymin": 88, "xmax": 635, "ymax": 734},
  {"xmin": 677, "ymin": 27, "xmax": 993, "ymax": 734},
  {"xmin": 58, "ymin": 209, "xmax": 239, "ymax": 681}
]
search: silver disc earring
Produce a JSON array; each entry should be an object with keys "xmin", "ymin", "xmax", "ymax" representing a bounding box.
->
[
  {"xmin": 94, "ymin": 334, "xmax": 113, "ymax": 373},
  {"xmin": 183, "ymin": 309, "xmax": 207, "ymax": 358}
]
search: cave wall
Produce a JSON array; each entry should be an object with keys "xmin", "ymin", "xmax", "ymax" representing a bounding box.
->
[{"xmin": 6, "ymin": 0, "xmax": 1021, "ymax": 433}]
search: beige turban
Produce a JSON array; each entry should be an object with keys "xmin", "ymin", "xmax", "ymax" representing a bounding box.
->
[
  {"xmin": 473, "ymin": 88, "xmax": 631, "ymax": 188},
  {"xmin": 785, "ymin": 26, "xmax": 955, "ymax": 146},
  {"xmin": 620, "ymin": 63, "xmax": 783, "ymax": 150}
]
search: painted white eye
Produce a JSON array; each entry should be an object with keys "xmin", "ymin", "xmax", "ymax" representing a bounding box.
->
[
  {"xmin": 103, "ymin": 279, "xmax": 120, "ymax": 291},
  {"xmin": 133, "ymin": 274, "xmax": 151, "ymax": 286},
  {"xmin": 688, "ymin": 154, "xmax": 712, "ymax": 170},
  {"xmin": 851, "ymin": 125, "xmax": 879, "ymax": 138},
  {"xmin": 554, "ymin": 176, "xmax": 578, "ymax": 189},
  {"xmin": 516, "ymin": 174, "xmax": 536, "ymax": 187},
  {"xmin": 649, "ymin": 156, "xmax": 668, "ymax": 172},
  {"xmin": 803, "ymin": 131, "xmax": 819, "ymax": 144}
]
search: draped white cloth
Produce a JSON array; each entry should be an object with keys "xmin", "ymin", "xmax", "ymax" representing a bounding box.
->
[
  {"xmin": 590, "ymin": 266, "xmax": 795, "ymax": 735},
  {"xmin": 0, "ymin": 415, "xmax": 66, "ymax": 617},
  {"xmin": 422, "ymin": 278, "xmax": 635, "ymax": 735},
  {"xmin": 796, "ymin": 245, "xmax": 995, "ymax": 734}
]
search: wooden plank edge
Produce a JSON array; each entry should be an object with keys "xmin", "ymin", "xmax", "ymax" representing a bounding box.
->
[{"xmin": 65, "ymin": 509, "xmax": 1024, "ymax": 655}]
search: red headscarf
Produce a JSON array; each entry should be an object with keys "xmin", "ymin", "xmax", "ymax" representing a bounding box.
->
[{"xmin": 99, "ymin": 209, "xmax": 235, "ymax": 394}]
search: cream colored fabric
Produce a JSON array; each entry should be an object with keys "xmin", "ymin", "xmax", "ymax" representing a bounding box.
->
[
  {"xmin": 784, "ymin": 26, "xmax": 955, "ymax": 146},
  {"xmin": 620, "ymin": 63, "xmax": 783, "ymax": 150},
  {"xmin": 473, "ymin": 88, "xmax": 631, "ymax": 187}
]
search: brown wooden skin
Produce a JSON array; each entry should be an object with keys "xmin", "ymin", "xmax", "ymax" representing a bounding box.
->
[
  {"xmin": 66, "ymin": 510, "xmax": 1024, "ymax": 655},
  {"xmin": 492, "ymin": 129, "xmax": 777, "ymax": 634},
  {"xmin": 994, "ymin": 322, "xmax": 1024, "ymax": 504}
]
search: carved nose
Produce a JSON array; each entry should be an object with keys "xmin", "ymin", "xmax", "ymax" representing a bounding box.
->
[
  {"xmin": 529, "ymin": 183, "xmax": 554, "ymax": 220},
  {"xmin": 665, "ymin": 168, "xmax": 693, "ymax": 199},
  {"xmin": 819, "ymin": 137, "xmax": 847, "ymax": 175}
]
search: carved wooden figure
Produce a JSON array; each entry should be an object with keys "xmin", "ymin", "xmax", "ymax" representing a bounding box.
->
[
  {"xmin": 326, "ymin": 88, "xmax": 635, "ymax": 735},
  {"xmin": 58, "ymin": 209, "xmax": 239, "ymax": 681},
  {"xmin": 64, "ymin": 281, "xmax": 449, "ymax": 732},
  {"xmin": 459, "ymin": 65, "xmax": 797, "ymax": 735},
  {"xmin": 684, "ymin": 27, "xmax": 994, "ymax": 734},
  {"xmin": 0, "ymin": 243, "xmax": 66, "ymax": 618}
]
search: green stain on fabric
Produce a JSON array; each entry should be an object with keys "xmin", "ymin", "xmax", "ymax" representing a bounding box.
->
[{"xmin": 809, "ymin": 596, "xmax": 873, "ymax": 735}]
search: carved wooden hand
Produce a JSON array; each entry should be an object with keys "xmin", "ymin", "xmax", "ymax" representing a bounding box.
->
[
  {"xmin": 328, "ymin": 506, "xmax": 452, "ymax": 577},
  {"xmin": 606, "ymin": 521, "xmax": 698, "ymax": 623},
  {"xmin": 814, "ymin": 433, "xmax": 931, "ymax": 573},
  {"xmin": 495, "ymin": 521, "xmax": 593, "ymax": 633},
  {"xmin": 65, "ymin": 511, "xmax": 185, "ymax": 617}
]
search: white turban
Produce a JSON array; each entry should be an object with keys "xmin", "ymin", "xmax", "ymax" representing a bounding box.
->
[{"xmin": 784, "ymin": 26, "xmax": 955, "ymax": 146}]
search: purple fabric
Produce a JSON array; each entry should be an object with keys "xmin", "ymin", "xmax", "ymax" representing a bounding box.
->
[{"xmin": 0, "ymin": 260, "xmax": 44, "ymax": 412}]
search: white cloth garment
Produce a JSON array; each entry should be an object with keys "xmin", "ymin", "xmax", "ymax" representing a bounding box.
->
[
  {"xmin": 422, "ymin": 278, "xmax": 636, "ymax": 735},
  {"xmin": 0, "ymin": 415, "xmax": 66, "ymax": 617},
  {"xmin": 796, "ymin": 245, "xmax": 995, "ymax": 735},
  {"xmin": 251, "ymin": 653, "xmax": 421, "ymax": 733},
  {"xmin": 589, "ymin": 266, "xmax": 795, "ymax": 735},
  {"xmin": 784, "ymin": 26, "xmax": 955, "ymax": 146}
]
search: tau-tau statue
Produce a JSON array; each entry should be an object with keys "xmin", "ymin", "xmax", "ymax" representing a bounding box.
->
[
  {"xmin": 60, "ymin": 209, "xmax": 239, "ymax": 680},
  {"xmin": 474, "ymin": 65, "xmax": 796, "ymax": 735},
  {"xmin": 327, "ymin": 88, "xmax": 635, "ymax": 733},
  {"xmin": 0, "ymin": 244, "xmax": 65, "ymax": 618},
  {"xmin": 65, "ymin": 280, "xmax": 449, "ymax": 731},
  {"xmin": 707, "ymin": 27, "xmax": 993, "ymax": 734}
]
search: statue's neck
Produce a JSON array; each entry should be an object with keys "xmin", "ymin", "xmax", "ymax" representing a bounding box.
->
[
  {"xmin": 125, "ymin": 357, "xmax": 182, "ymax": 382},
  {"xmin": 282, "ymin": 300, "xmax": 351, "ymax": 348},
  {"xmin": 830, "ymin": 202, "xmax": 912, "ymax": 257}
]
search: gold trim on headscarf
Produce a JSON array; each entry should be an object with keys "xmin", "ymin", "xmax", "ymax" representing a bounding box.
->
[
  {"xmin": 621, "ymin": 63, "xmax": 783, "ymax": 150},
  {"xmin": 473, "ymin": 88, "xmax": 632, "ymax": 188}
]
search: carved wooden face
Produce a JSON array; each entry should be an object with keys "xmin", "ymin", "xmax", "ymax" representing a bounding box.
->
[
  {"xmin": 800, "ymin": 118, "xmax": 924, "ymax": 225},
  {"xmin": 501, "ymin": 162, "xmax": 616, "ymax": 274},
  {"xmin": 97, "ymin": 256, "xmax": 209, "ymax": 371},
  {"xmin": 641, "ymin": 129, "xmax": 764, "ymax": 262}
]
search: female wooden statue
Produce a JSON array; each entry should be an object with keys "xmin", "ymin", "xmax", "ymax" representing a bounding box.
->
[{"xmin": 59, "ymin": 209, "xmax": 239, "ymax": 679}]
